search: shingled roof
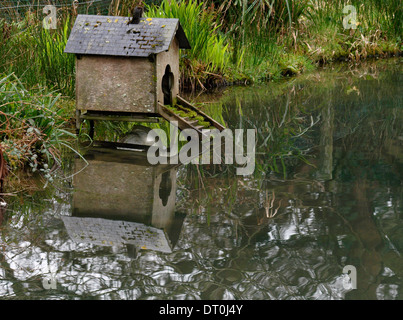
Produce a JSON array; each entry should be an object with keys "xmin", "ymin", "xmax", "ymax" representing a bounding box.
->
[{"xmin": 64, "ymin": 14, "xmax": 191, "ymax": 57}]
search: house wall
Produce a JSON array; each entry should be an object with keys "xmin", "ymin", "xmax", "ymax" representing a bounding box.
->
[
  {"xmin": 155, "ymin": 37, "xmax": 180, "ymax": 106},
  {"xmin": 76, "ymin": 55, "xmax": 157, "ymax": 113}
]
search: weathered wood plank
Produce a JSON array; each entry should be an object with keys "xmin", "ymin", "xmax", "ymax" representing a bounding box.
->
[{"xmin": 80, "ymin": 114, "xmax": 160, "ymax": 123}]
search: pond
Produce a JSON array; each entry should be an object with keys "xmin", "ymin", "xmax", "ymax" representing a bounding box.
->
[{"xmin": 0, "ymin": 58, "xmax": 402, "ymax": 300}]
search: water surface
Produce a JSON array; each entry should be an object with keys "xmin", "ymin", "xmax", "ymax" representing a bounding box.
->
[{"xmin": 0, "ymin": 58, "xmax": 402, "ymax": 300}]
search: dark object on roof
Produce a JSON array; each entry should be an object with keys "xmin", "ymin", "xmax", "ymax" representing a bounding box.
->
[
  {"xmin": 129, "ymin": 6, "xmax": 143, "ymax": 24},
  {"xmin": 64, "ymin": 14, "xmax": 191, "ymax": 57}
]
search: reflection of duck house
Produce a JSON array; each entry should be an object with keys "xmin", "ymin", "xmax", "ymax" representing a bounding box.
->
[
  {"xmin": 64, "ymin": 14, "xmax": 224, "ymax": 140},
  {"xmin": 62, "ymin": 148, "xmax": 184, "ymax": 254}
]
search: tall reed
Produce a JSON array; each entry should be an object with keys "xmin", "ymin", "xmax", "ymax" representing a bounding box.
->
[
  {"xmin": 0, "ymin": 11, "xmax": 75, "ymax": 97},
  {"xmin": 36, "ymin": 15, "xmax": 75, "ymax": 97},
  {"xmin": 146, "ymin": 0, "xmax": 229, "ymax": 90}
]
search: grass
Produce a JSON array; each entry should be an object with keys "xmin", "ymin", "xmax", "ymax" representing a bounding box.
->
[
  {"xmin": 146, "ymin": 0, "xmax": 230, "ymax": 90},
  {"xmin": 0, "ymin": 11, "xmax": 75, "ymax": 97},
  {"xmin": 301, "ymin": 0, "xmax": 401, "ymax": 62},
  {"xmin": 0, "ymin": 73, "xmax": 76, "ymax": 177},
  {"xmin": 0, "ymin": 10, "xmax": 78, "ymax": 180},
  {"xmin": 36, "ymin": 15, "xmax": 75, "ymax": 97},
  {"xmin": 1, "ymin": 0, "xmax": 400, "ymax": 92},
  {"xmin": 225, "ymin": 0, "xmax": 400, "ymax": 83}
]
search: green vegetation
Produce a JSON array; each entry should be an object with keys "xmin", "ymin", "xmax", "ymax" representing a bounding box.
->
[
  {"xmin": 1, "ymin": 0, "xmax": 401, "ymax": 93},
  {"xmin": 36, "ymin": 15, "xmax": 75, "ymax": 97},
  {"xmin": 0, "ymin": 73, "xmax": 75, "ymax": 178},
  {"xmin": 146, "ymin": 0, "xmax": 401, "ymax": 85},
  {"xmin": 0, "ymin": 11, "xmax": 75, "ymax": 97},
  {"xmin": 146, "ymin": 0, "xmax": 230, "ymax": 90},
  {"xmin": 164, "ymin": 104, "xmax": 213, "ymax": 128},
  {"xmin": 0, "ymin": 9, "xmax": 76, "ymax": 179}
]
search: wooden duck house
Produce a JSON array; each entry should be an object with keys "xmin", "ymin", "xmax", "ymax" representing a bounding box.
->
[{"xmin": 65, "ymin": 13, "xmax": 224, "ymax": 140}]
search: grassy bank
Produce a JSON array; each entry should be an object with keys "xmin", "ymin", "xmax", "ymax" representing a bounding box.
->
[
  {"xmin": 148, "ymin": 0, "xmax": 401, "ymax": 85},
  {"xmin": 1, "ymin": 0, "xmax": 400, "ymax": 93}
]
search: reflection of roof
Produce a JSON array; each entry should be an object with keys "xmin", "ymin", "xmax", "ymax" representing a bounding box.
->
[
  {"xmin": 64, "ymin": 15, "xmax": 191, "ymax": 57},
  {"xmin": 62, "ymin": 216, "xmax": 172, "ymax": 253}
]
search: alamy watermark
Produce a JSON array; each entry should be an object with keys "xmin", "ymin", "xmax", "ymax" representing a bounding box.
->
[
  {"xmin": 42, "ymin": 273, "xmax": 57, "ymax": 290},
  {"xmin": 43, "ymin": 5, "xmax": 57, "ymax": 30},
  {"xmin": 343, "ymin": 5, "xmax": 358, "ymax": 30},
  {"xmin": 146, "ymin": 121, "xmax": 256, "ymax": 176},
  {"xmin": 342, "ymin": 265, "xmax": 357, "ymax": 290}
]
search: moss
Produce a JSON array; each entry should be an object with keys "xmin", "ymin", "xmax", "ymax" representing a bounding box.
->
[
  {"xmin": 194, "ymin": 115, "xmax": 205, "ymax": 121},
  {"xmin": 197, "ymin": 120, "xmax": 211, "ymax": 127},
  {"xmin": 164, "ymin": 104, "xmax": 212, "ymax": 128}
]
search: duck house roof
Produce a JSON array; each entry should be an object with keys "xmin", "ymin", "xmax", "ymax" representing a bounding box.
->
[{"xmin": 64, "ymin": 14, "xmax": 191, "ymax": 57}]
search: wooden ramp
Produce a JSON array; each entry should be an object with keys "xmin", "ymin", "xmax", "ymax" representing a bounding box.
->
[{"xmin": 158, "ymin": 96, "xmax": 225, "ymax": 136}]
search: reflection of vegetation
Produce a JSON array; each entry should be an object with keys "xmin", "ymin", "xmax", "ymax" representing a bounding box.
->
[
  {"xmin": 177, "ymin": 58, "xmax": 402, "ymax": 225},
  {"xmin": 306, "ymin": 59, "xmax": 403, "ymax": 183},
  {"xmin": 200, "ymin": 83, "xmax": 319, "ymax": 180},
  {"xmin": 175, "ymin": 80, "xmax": 323, "ymax": 221},
  {"xmin": 0, "ymin": 171, "xmax": 73, "ymax": 298}
]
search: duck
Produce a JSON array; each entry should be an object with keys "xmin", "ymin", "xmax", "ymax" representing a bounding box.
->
[{"xmin": 128, "ymin": 6, "xmax": 144, "ymax": 25}]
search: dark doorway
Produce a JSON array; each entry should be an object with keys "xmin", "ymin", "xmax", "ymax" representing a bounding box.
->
[
  {"xmin": 159, "ymin": 171, "xmax": 172, "ymax": 207},
  {"xmin": 162, "ymin": 65, "xmax": 174, "ymax": 106}
]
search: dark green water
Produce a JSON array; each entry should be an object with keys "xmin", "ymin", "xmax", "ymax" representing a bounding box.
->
[{"xmin": 0, "ymin": 58, "xmax": 402, "ymax": 300}]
